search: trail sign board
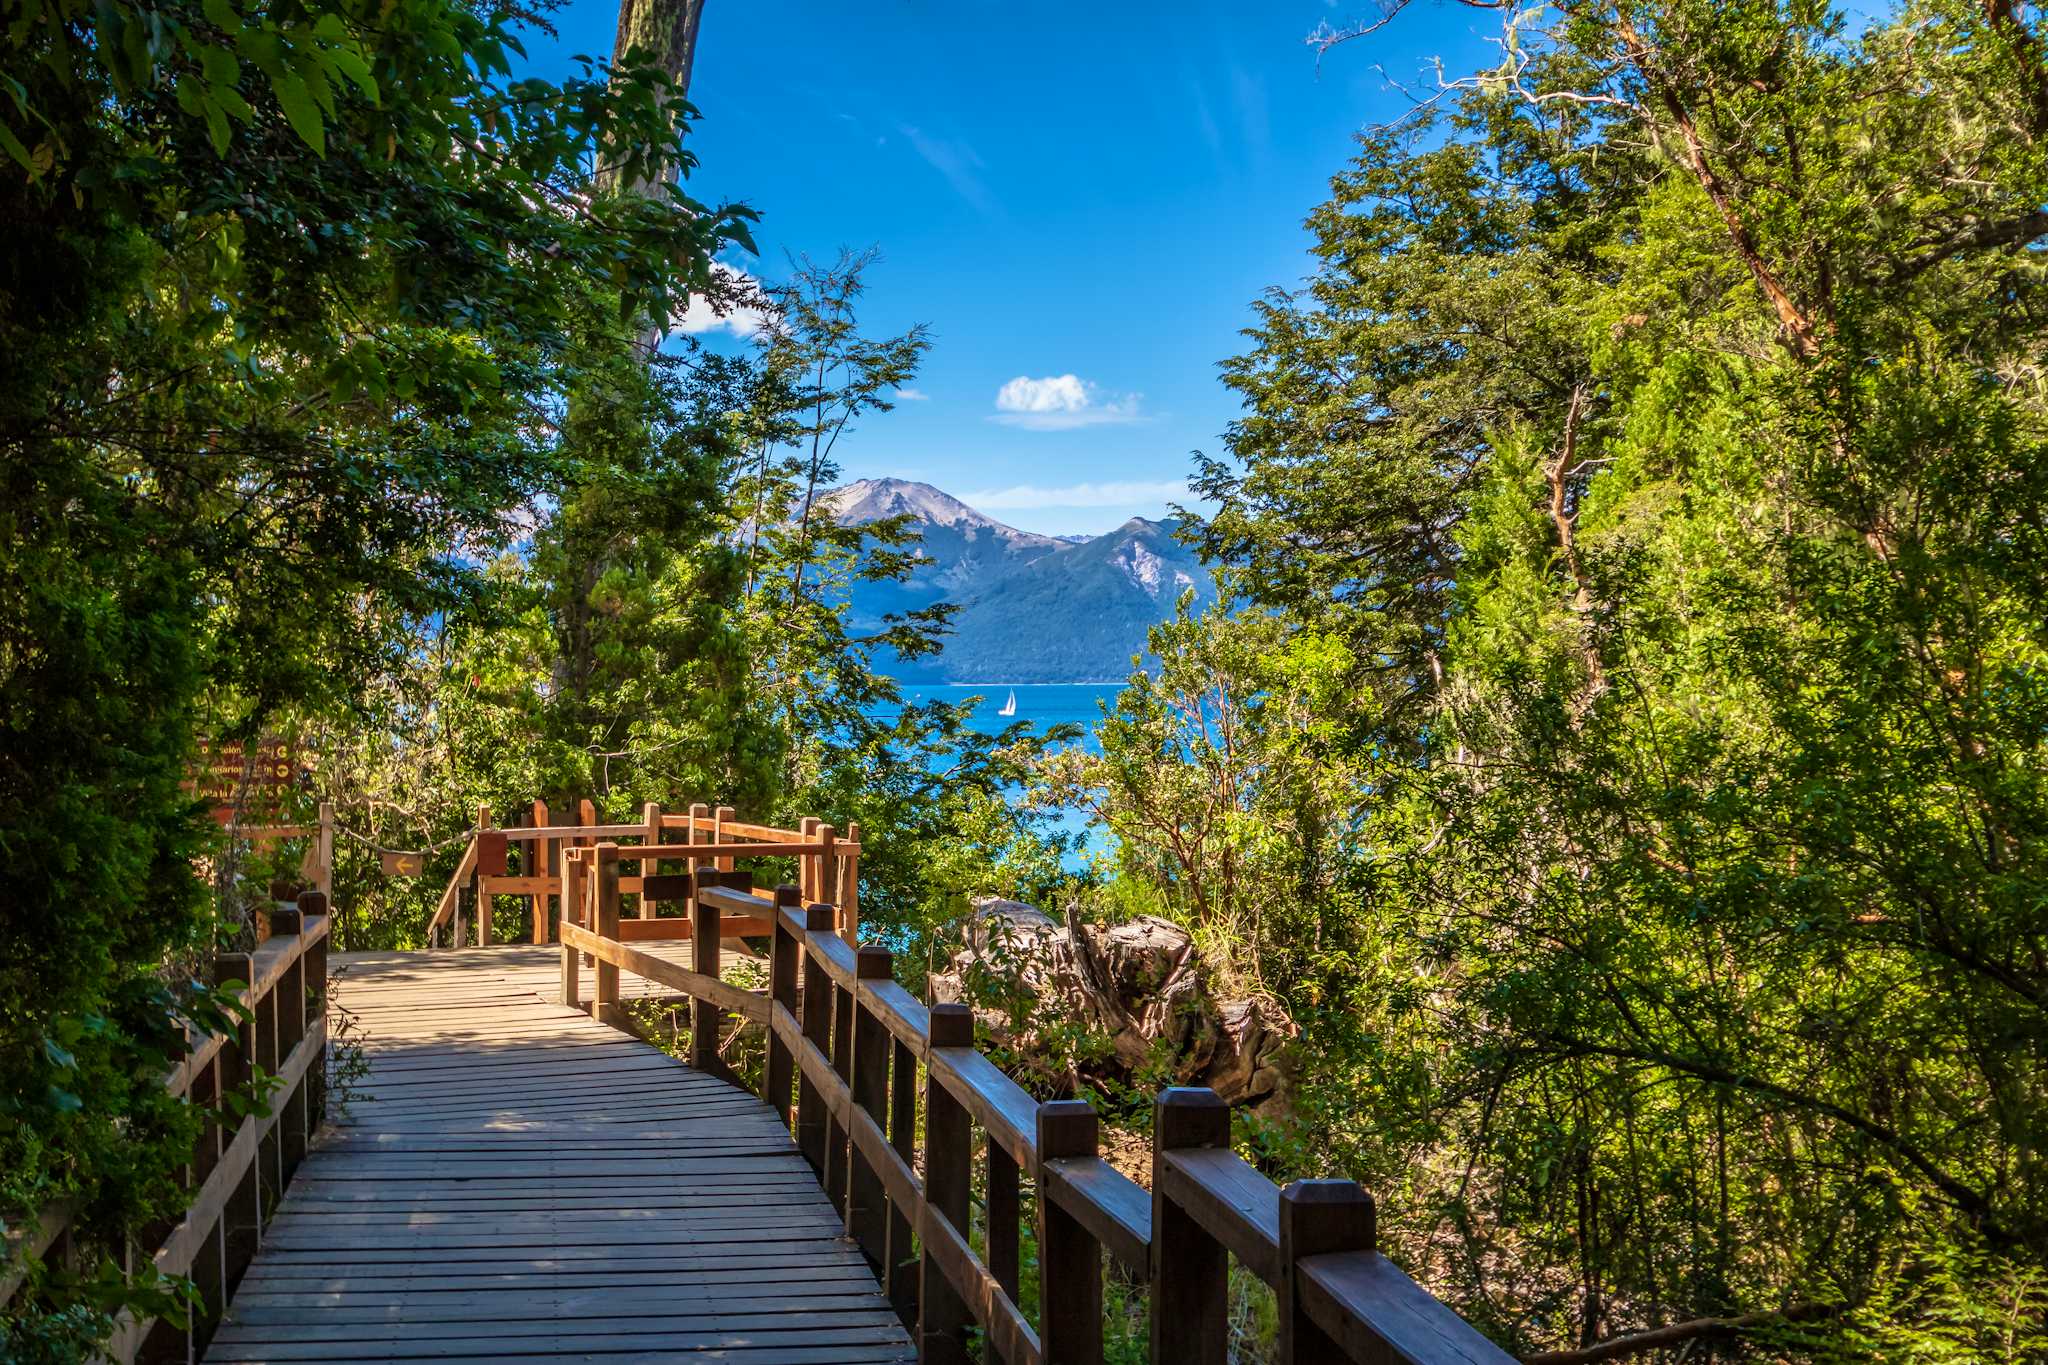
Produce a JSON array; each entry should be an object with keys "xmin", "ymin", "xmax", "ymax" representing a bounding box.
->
[
  {"xmin": 380, "ymin": 851, "xmax": 425, "ymax": 877},
  {"xmin": 190, "ymin": 738, "xmax": 303, "ymax": 801}
]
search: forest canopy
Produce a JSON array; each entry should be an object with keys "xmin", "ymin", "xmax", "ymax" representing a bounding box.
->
[
  {"xmin": 6, "ymin": 0, "xmax": 2048, "ymax": 1360},
  {"xmin": 1108, "ymin": 0, "xmax": 2048, "ymax": 1355}
]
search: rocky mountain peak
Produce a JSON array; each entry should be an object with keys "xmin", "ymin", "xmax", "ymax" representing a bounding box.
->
[
  {"xmin": 823, "ymin": 478, "xmax": 1035, "ymax": 541},
  {"xmin": 826, "ymin": 478, "xmax": 1214, "ymax": 682}
]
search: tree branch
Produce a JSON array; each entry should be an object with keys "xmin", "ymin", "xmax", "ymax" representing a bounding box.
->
[{"xmin": 1522, "ymin": 1302, "xmax": 1835, "ymax": 1365}]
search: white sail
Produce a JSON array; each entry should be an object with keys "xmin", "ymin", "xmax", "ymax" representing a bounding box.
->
[{"xmin": 998, "ymin": 690, "xmax": 1017, "ymax": 717}]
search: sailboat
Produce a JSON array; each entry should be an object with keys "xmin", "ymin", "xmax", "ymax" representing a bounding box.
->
[{"xmin": 997, "ymin": 689, "xmax": 1017, "ymax": 718}]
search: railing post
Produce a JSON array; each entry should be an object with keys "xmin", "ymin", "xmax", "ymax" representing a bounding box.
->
[
  {"xmin": 251, "ymin": 926, "xmax": 282, "ymax": 1216},
  {"xmin": 211, "ymin": 951, "xmax": 261, "ymax": 1281},
  {"xmin": 315, "ymin": 800, "xmax": 334, "ymax": 914},
  {"xmin": 816, "ymin": 823, "xmax": 840, "ymax": 941},
  {"xmin": 188, "ymin": 1034, "xmax": 228, "ymax": 1349},
  {"xmin": 765, "ymin": 885, "xmax": 802, "ymax": 1127},
  {"xmin": 795, "ymin": 904, "xmax": 837, "ymax": 1178},
  {"xmin": 1038, "ymin": 1100, "xmax": 1104, "ymax": 1365},
  {"xmin": 532, "ymin": 797, "xmax": 553, "ymax": 945},
  {"xmin": 826, "ymin": 921, "xmax": 855, "ymax": 1215},
  {"xmin": 689, "ymin": 867, "xmax": 721, "ymax": 1073},
  {"xmin": 797, "ymin": 816, "xmax": 819, "ymax": 901},
  {"xmin": 1151, "ymin": 1087, "xmax": 1230, "ymax": 1365},
  {"xmin": 989, "ymin": 1132, "xmax": 1021, "ymax": 1359},
  {"xmin": 886, "ymin": 1024, "xmax": 917, "ymax": 1327},
  {"xmin": 847, "ymin": 944, "xmax": 893, "ymax": 1271},
  {"xmin": 474, "ymin": 804, "xmax": 495, "ymax": 946},
  {"xmin": 297, "ymin": 890, "xmax": 328, "ymax": 1128},
  {"xmin": 921, "ymin": 1003, "xmax": 974, "ymax": 1365},
  {"xmin": 269, "ymin": 908, "xmax": 308, "ymax": 1184},
  {"xmin": 714, "ymin": 804, "xmax": 736, "ymax": 872},
  {"xmin": 592, "ymin": 842, "xmax": 621, "ymax": 1028},
  {"xmin": 1277, "ymin": 1181, "xmax": 1377, "ymax": 1364},
  {"xmin": 641, "ymin": 802, "xmax": 663, "ymax": 917},
  {"xmin": 842, "ymin": 820, "xmax": 862, "ymax": 945},
  {"xmin": 687, "ymin": 801, "xmax": 709, "ymax": 865},
  {"xmin": 565, "ymin": 844, "xmax": 592, "ymax": 965},
  {"xmin": 559, "ymin": 849, "xmax": 583, "ymax": 1008}
]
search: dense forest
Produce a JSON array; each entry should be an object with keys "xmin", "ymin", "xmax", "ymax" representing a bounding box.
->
[{"xmin": 4, "ymin": 0, "xmax": 2047, "ymax": 1360}]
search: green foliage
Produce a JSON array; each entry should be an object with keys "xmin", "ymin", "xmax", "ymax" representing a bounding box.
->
[
  {"xmin": 314, "ymin": 249, "xmax": 1074, "ymax": 963},
  {"xmin": 1036, "ymin": 598, "xmax": 1363, "ymax": 992},
  {"xmin": 1152, "ymin": 0, "xmax": 2048, "ymax": 1355},
  {"xmin": 0, "ymin": 0, "xmax": 746, "ymax": 1342}
]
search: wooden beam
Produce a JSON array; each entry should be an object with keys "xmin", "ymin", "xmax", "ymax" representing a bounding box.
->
[
  {"xmin": 1151, "ymin": 1089, "xmax": 1230, "ymax": 1365},
  {"xmin": 559, "ymin": 920, "xmax": 768, "ymax": 1023}
]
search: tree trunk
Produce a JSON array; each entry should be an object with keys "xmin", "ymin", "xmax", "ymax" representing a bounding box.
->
[
  {"xmin": 605, "ymin": 0, "xmax": 708, "ymax": 351},
  {"xmin": 614, "ymin": 0, "xmax": 706, "ymax": 97}
]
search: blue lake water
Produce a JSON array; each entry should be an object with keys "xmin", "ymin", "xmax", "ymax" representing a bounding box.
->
[
  {"xmin": 882, "ymin": 682, "xmax": 1125, "ymax": 860},
  {"xmin": 891, "ymin": 682, "xmax": 1124, "ymax": 748}
]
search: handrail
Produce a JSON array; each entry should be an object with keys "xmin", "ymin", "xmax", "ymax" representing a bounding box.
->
[
  {"xmin": 427, "ymin": 835, "xmax": 477, "ymax": 938},
  {"xmin": 2, "ymin": 895, "xmax": 332, "ymax": 1364},
  {"xmin": 559, "ymin": 849, "xmax": 1515, "ymax": 1365},
  {"xmin": 427, "ymin": 803, "xmax": 861, "ymax": 947}
]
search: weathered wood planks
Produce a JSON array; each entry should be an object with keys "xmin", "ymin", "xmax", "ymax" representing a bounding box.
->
[{"xmin": 203, "ymin": 950, "xmax": 912, "ymax": 1364}]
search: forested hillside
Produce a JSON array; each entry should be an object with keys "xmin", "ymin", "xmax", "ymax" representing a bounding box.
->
[
  {"xmin": 827, "ymin": 479, "xmax": 1218, "ymax": 682},
  {"xmin": 4, "ymin": 0, "xmax": 2047, "ymax": 1360}
]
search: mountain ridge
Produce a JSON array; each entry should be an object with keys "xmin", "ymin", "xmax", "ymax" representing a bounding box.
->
[{"xmin": 826, "ymin": 478, "xmax": 1213, "ymax": 683}]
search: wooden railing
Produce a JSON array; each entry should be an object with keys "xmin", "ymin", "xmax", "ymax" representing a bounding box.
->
[
  {"xmin": 558, "ymin": 850, "xmax": 1514, "ymax": 1365},
  {"xmin": 1, "ymin": 894, "xmax": 332, "ymax": 1364},
  {"xmin": 426, "ymin": 800, "xmax": 860, "ymax": 948}
]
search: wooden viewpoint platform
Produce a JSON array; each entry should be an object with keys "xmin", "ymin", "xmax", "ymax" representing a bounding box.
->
[{"xmin": 203, "ymin": 947, "xmax": 915, "ymax": 1364}]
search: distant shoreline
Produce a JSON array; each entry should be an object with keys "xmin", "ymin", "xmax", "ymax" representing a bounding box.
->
[{"xmin": 903, "ymin": 680, "xmax": 1126, "ymax": 688}]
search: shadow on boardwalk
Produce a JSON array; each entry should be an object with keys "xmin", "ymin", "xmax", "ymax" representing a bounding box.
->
[{"xmin": 204, "ymin": 949, "xmax": 915, "ymax": 1364}]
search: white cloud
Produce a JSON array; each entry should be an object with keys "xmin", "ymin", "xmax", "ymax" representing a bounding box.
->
[
  {"xmin": 959, "ymin": 480, "xmax": 1190, "ymax": 510},
  {"xmin": 991, "ymin": 374, "xmax": 1143, "ymax": 430},
  {"xmin": 671, "ymin": 262, "xmax": 777, "ymax": 339},
  {"xmin": 893, "ymin": 387, "xmax": 931, "ymax": 402}
]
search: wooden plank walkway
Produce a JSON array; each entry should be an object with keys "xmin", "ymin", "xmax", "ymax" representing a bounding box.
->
[{"xmin": 204, "ymin": 949, "xmax": 915, "ymax": 1364}]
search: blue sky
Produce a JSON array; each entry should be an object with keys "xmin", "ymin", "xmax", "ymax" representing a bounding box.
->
[{"xmin": 524, "ymin": 2, "xmax": 1499, "ymax": 535}]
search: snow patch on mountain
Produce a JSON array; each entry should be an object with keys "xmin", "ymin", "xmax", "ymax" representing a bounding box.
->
[
  {"xmin": 825, "ymin": 478, "xmax": 1061, "ymax": 549},
  {"xmin": 824, "ymin": 480, "xmax": 1215, "ymax": 681}
]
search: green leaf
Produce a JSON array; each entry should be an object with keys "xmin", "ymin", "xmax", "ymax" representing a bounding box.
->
[
  {"xmin": 201, "ymin": 45, "xmax": 239, "ymax": 88},
  {"xmin": 236, "ymin": 26, "xmax": 284, "ymax": 80},
  {"xmin": 204, "ymin": 98, "xmax": 230, "ymax": 154},
  {"xmin": 42, "ymin": 1038, "xmax": 76, "ymax": 1070},
  {"xmin": 46, "ymin": 1086, "xmax": 82, "ymax": 1114},
  {"xmin": 271, "ymin": 70, "xmax": 324, "ymax": 155},
  {"xmin": 201, "ymin": 0, "xmax": 237, "ymax": 30},
  {"xmin": 328, "ymin": 46, "xmax": 377, "ymax": 102},
  {"xmin": 301, "ymin": 56, "xmax": 335, "ymax": 119},
  {"xmin": 0, "ymin": 118, "xmax": 36, "ymax": 175}
]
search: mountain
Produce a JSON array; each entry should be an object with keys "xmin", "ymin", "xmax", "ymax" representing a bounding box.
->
[
  {"xmin": 824, "ymin": 478, "xmax": 1066, "ymax": 628},
  {"xmin": 927, "ymin": 516, "xmax": 1214, "ymax": 682},
  {"xmin": 824, "ymin": 479, "xmax": 1214, "ymax": 683}
]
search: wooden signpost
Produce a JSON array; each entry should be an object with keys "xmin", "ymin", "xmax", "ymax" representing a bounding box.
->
[{"xmin": 191, "ymin": 737, "xmax": 303, "ymax": 801}]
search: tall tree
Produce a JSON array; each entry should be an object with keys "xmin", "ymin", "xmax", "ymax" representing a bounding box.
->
[
  {"xmin": 0, "ymin": 0, "xmax": 743, "ymax": 1348},
  {"xmin": 612, "ymin": 0, "xmax": 705, "ymax": 105},
  {"xmin": 1175, "ymin": 1, "xmax": 2048, "ymax": 1356}
]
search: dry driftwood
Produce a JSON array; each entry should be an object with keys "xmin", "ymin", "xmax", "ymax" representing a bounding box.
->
[{"xmin": 929, "ymin": 900, "xmax": 1297, "ymax": 1108}]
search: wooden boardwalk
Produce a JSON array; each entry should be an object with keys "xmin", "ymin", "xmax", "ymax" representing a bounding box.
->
[
  {"xmin": 204, "ymin": 948, "xmax": 915, "ymax": 1364},
  {"xmin": 1, "ymin": 813, "xmax": 1514, "ymax": 1365}
]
